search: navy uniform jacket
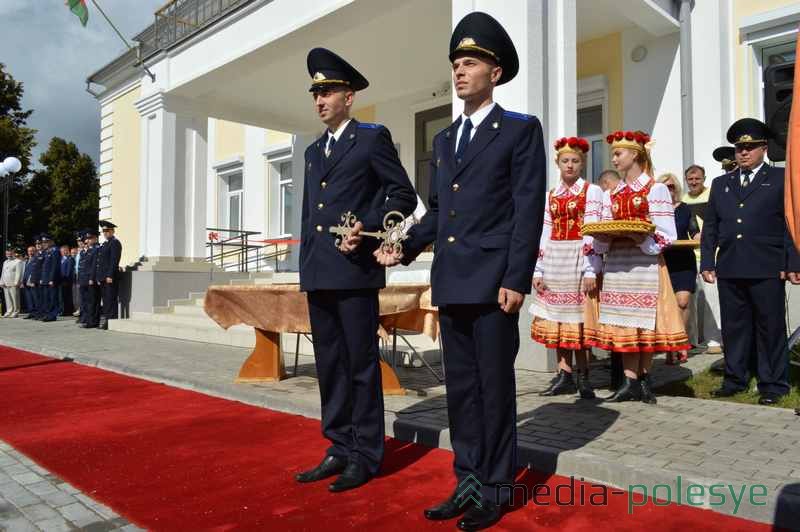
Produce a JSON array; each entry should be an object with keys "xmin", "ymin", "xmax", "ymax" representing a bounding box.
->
[
  {"xmin": 40, "ymin": 247, "xmax": 60, "ymax": 285},
  {"xmin": 701, "ymin": 164, "xmax": 800, "ymax": 278},
  {"xmin": 402, "ymin": 104, "xmax": 546, "ymax": 306},
  {"xmin": 60, "ymin": 256, "xmax": 75, "ymax": 281},
  {"xmin": 29, "ymin": 252, "xmax": 43, "ymax": 285},
  {"xmin": 299, "ymin": 119, "xmax": 416, "ymax": 291},
  {"xmin": 78, "ymin": 246, "xmax": 98, "ymax": 286},
  {"xmin": 22, "ymin": 259, "xmax": 34, "ymax": 285},
  {"xmin": 95, "ymin": 237, "xmax": 122, "ymax": 283}
]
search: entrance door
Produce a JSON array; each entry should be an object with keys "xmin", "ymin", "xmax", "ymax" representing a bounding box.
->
[{"xmin": 414, "ymin": 104, "xmax": 452, "ymax": 208}]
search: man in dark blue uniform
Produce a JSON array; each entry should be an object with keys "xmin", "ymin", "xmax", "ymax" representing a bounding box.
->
[
  {"xmin": 294, "ymin": 48, "xmax": 416, "ymax": 492},
  {"xmin": 21, "ymin": 245, "xmax": 36, "ymax": 317},
  {"xmin": 39, "ymin": 234, "xmax": 61, "ymax": 322},
  {"xmin": 701, "ymin": 118, "xmax": 800, "ymax": 405},
  {"xmin": 78, "ymin": 230, "xmax": 101, "ymax": 328},
  {"xmin": 376, "ymin": 12, "xmax": 545, "ymax": 530},
  {"xmin": 24, "ymin": 237, "xmax": 44, "ymax": 319},
  {"xmin": 95, "ymin": 221, "xmax": 122, "ymax": 330}
]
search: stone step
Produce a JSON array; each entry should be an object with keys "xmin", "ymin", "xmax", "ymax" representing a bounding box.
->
[
  {"xmin": 108, "ymin": 317, "xmax": 256, "ymax": 348},
  {"xmin": 172, "ymin": 304, "xmax": 208, "ymax": 316}
]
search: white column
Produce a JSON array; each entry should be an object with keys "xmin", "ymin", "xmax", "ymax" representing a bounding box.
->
[{"xmin": 134, "ymin": 91, "xmax": 211, "ymax": 270}]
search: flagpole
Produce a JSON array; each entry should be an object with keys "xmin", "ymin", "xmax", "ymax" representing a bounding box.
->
[{"xmin": 88, "ymin": 0, "xmax": 156, "ymax": 82}]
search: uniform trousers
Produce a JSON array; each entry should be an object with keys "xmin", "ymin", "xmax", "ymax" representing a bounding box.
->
[
  {"xmin": 307, "ymin": 288, "xmax": 384, "ymax": 476},
  {"xmin": 718, "ymin": 278, "xmax": 789, "ymax": 396},
  {"xmin": 100, "ymin": 280, "xmax": 119, "ymax": 320},
  {"xmin": 439, "ymin": 303, "xmax": 520, "ymax": 505}
]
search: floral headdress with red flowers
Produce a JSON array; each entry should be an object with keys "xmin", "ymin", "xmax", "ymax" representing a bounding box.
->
[
  {"xmin": 553, "ymin": 136, "xmax": 590, "ymax": 157},
  {"xmin": 605, "ymin": 130, "xmax": 654, "ymax": 153}
]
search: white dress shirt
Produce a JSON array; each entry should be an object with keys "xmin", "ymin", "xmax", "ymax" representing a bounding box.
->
[
  {"xmin": 325, "ymin": 119, "xmax": 352, "ymax": 157},
  {"xmin": 454, "ymin": 102, "xmax": 496, "ymax": 151},
  {"xmin": 739, "ymin": 161, "xmax": 764, "ymax": 186}
]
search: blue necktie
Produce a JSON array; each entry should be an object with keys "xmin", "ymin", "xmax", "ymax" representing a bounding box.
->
[
  {"xmin": 741, "ymin": 169, "xmax": 752, "ymax": 187},
  {"xmin": 455, "ymin": 118, "xmax": 473, "ymax": 164},
  {"xmin": 326, "ymin": 135, "xmax": 336, "ymax": 158}
]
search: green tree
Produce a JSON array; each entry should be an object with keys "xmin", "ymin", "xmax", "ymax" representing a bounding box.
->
[
  {"xmin": 0, "ymin": 63, "xmax": 36, "ymax": 248},
  {"xmin": 37, "ymin": 138, "xmax": 99, "ymax": 245}
]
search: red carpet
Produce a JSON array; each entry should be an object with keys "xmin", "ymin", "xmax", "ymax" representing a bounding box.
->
[{"xmin": 0, "ymin": 345, "xmax": 771, "ymax": 531}]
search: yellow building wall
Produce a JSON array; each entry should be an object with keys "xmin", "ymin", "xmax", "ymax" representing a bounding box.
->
[
  {"xmin": 109, "ymin": 85, "xmax": 141, "ymax": 266},
  {"xmin": 265, "ymin": 129, "xmax": 292, "ymax": 146},
  {"xmin": 215, "ymin": 119, "xmax": 245, "ymax": 161},
  {"xmin": 577, "ymin": 32, "xmax": 623, "ymax": 132},
  {"xmin": 734, "ymin": 0, "xmax": 798, "ymax": 117},
  {"xmin": 352, "ymin": 105, "xmax": 376, "ymax": 123}
]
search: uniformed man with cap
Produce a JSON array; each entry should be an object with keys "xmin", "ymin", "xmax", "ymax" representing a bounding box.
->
[
  {"xmin": 376, "ymin": 12, "xmax": 545, "ymax": 530},
  {"xmin": 78, "ymin": 230, "xmax": 101, "ymax": 328},
  {"xmin": 95, "ymin": 221, "xmax": 122, "ymax": 330},
  {"xmin": 713, "ymin": 146, "xmax": 738, "ymax": 173},
  {"xmin": 39, "ymin": 233, "xmax": 61, "ymax": 322},
  {"xmin": 701, "ymin": 118, "xmax": 800, "ymax": 405},
  {"xmin": 294, "ymin": 48, "xmax": 416, "ymax": 492}
]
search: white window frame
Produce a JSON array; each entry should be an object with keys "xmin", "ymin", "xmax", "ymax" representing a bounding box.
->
[
  {"xmin": 265, "ymin": 146, "xmax": 293, "ymax": 239},
  {"xmin": 577, "ymin": 75, "xmax": 609, "ymax": 184},
  {"xmin": 740, "ymin": 5, "xmax": 800, "ymax": 122},
  {"xmin": 213, "ymin": 157, "xmax": 244, "ymax": 233}
]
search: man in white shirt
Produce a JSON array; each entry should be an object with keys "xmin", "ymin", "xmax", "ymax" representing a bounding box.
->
[{"xmin": 1, "ymin": 248, "xmax": 24, "ymax": 318}]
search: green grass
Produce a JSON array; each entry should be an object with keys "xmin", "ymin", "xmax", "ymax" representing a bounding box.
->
[{"xmin": 656, "ymin": 361, "xmax": 800, "ymax": 409}]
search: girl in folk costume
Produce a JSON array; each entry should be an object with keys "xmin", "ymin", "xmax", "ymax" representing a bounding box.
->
[
  {"xmin": 530, "ymin": 137, "xmax": 603, "ymax": 399},
  {"xmin": 586, "ymin": 131, "xmax": 690, "ymax": 404}
]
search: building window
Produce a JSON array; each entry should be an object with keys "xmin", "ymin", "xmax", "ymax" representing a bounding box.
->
[
  {"xmin": 278, "ymin": 161, "xmax": 293, "ymax": 236},
  {"xmin": 225, "ymin": 173, "xmax": 243, "ymax": 231}
]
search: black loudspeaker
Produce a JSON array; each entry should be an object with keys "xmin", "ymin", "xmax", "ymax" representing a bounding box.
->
[{"xmin": 763, "ymin": 61, "xmax": 794, "ymax": 162}]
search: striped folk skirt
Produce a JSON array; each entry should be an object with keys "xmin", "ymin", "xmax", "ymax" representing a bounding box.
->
[
  {"xmin": 584, "ymin": 241, "xmax": 690, "ymax": 353},
  {"xmin": 529, "ymin": 239, "xmax": 598, "ymax": 349}
]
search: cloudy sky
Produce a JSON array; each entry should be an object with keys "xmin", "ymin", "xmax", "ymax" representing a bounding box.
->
[{"xmin": 0, "ymin": 1, "xmax": 163, "ymax": 166}]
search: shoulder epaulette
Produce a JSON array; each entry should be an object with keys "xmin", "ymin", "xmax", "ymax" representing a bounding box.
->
[
  {"xmin": 357, "ymin": 122, "xmax": 382, "ymax": 129},
  {"xmin": 503, "ymin": 110, "xmax": 532, "ymax": 121}
]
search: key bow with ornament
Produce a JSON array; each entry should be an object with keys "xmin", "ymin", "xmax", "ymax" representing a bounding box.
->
[{"xmin": 329, "ymin": 210, "xmax": 409, "ymax": 254}]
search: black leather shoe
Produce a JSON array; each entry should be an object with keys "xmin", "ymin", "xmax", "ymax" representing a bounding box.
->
[
  {"xmin": 640, "ymin": 373, "xmax": 657, "ymax": 405},
  {"xmin": 758, "ymin": 394, "xmax": 781, "ymax": 406},
  {"xmin": 424, "ymin": 490, "xmax": 474, "ymax": 520},
  {"xmin": 539, "ymin": 369, "xmax": 576, "ymax": 396},
  {"xmin": 710, "ymin": 387, "xmax": 742, "ymax": 398},
  {"xmin": 41, "ymin": 317, "xmax": 56, "ymax": 322},
  {"xmin": 99, "ymin": 319, "xmax": 108, "ymax": 330},
  {"xmin": 457, "ymin": 499, "xmax": 503, "ymax": 531},
  {"xmin": 78, "ymin": 323, "xmax": 89, "ymax": 328},
  {"xmin": 576, "ymin": 370, "xmax": 596, "ymax": 399},
  {"xmin": 295, "ymin": 455, "xmax": 347, "ymax": 483},
  {"xmin": 329, "ymin": 462, "xmax": 370, "ymax": 492},
  {"xmin": 606, "ymin": 377, "xmax": 642, "ymax": 402}
]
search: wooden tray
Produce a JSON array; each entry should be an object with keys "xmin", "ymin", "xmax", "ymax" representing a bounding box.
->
[
  {"xmin": 580, "ymin": 220, "xmax": 655, "ymax": 238},
  {"xmin": 670, "ymin": 239, "xmax": 700, "ymax": 249}
]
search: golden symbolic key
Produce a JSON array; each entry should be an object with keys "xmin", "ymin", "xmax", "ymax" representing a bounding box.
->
[{"xmin": 329, "ymin": 211, "xmax": 409, "ymax": 254}]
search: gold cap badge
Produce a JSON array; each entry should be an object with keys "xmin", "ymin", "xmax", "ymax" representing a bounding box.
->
[{"xmin": 313, "ymin": 72, "xmax": 326, "ymax": 81}]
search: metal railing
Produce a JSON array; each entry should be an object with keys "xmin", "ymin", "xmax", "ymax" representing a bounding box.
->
[
  {"xmin": 206, "ymin": 227, "xmax": 296, "ymax": 272},
  {"xmin": 153, "ymin": 0, "xmax": 251, "ymax": 50}
]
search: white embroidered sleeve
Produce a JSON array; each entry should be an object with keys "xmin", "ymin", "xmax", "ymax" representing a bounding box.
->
[
  {"xmin": 582, "ymin": 184, "xmax": 604, "ymax": 278},
  {"xmin": 591, "ymin": 190, "xmax": 613, "ymax": 255},
  {"xmin": 533, "ymin": 195, "xmax": 552, "ymax": 278},
  {"xmin": 640, "ymin": 182, "xmax": 677, "ymax": 255}
]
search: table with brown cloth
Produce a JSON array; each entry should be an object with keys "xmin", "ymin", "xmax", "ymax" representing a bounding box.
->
[{"xmin": 204, "ymin": 283, "xmax": 438, "ymax": 395}]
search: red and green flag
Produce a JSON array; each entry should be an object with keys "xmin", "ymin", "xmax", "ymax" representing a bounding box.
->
[{"xmin": 66, "ymin": 0, "xmax": 89, "ymax": 27}]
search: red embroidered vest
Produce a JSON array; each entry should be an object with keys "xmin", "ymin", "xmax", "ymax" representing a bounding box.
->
[
  {"xmin": 611, "ymin": 179, "xmax": 653, "ymax": 222},
  {"xmin": 549, "ymin": 182, "xmax": 589, "ymax": 241}
]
